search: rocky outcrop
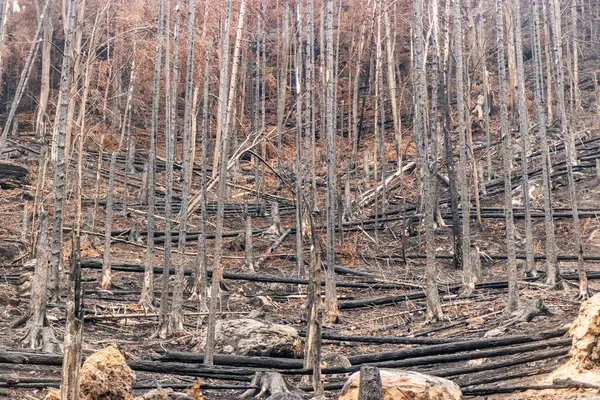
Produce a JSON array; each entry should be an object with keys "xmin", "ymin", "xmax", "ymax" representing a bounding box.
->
[
  {"xmin": 338, "ymin": 369, "xmax": 462, "ymax": 400},
  {"xmin": 79, "ymin": 345, "xmax": 136, "ymax": 400},
  {"xmin": 197, "ymin": 319, "xmax": 303, "ymax": 358}
]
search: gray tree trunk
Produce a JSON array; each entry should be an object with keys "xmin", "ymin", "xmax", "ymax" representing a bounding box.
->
[
  {"xmin": 531, "ymin": 0, "xmax": 558, "ymax": 287},
  {"xmin": 496, "ymin": 0, "xmax": 519, "ymax": 313},
  {"xmin": 294, "ymin": 2, "xmax": 305, "ymax": 278},
  {"xmin": 35, "ymin": 9, "xmax": 53, "ymax": 137},
  {"xmin": 324, "ymin": 0, "xmax": 338, "ymax": 325},
  {"xmin": 206, "ymin": 0, "xmax": 246, "ymax": 365},
  {"xmin": 194, "ymin": 44, "xmax": 212, "ymax": 310},
  {"xmin": 49, "ymin": 0, "xmax": 75, "ymax": 301},
  {"xmin": 140, "ymin": 0, "xmax": 165, "ymax": 309},
  {"xmin": 172, "ymin": 0, "xmax": 196, "ymax": 334},
  {"xmin": 452, "ymin": 0, "xmax": 473, "ymax": 284},
  {"xmin": 513, "ymin": 0, "xmax": 535, "ymax": 277},
  {"xmin": 276, "ymin": 2, "xmax": 290, "ymax": 173},
  {"xmin": 100, "ymin": 152, "xmax": 117, "ymax": 290}
]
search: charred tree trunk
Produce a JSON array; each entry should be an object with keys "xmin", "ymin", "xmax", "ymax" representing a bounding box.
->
[{"xmin": 50, "ymin": 0, "xmax": 75, "ymax": 301}]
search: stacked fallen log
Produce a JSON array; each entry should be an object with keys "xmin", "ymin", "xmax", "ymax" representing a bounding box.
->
[
  {"xmin": 0, "ymin": 326, "xmax": 569, "ymax": 379},
  {"xmin": 78, "ymin": 259, "xmax": 417, "ymax": 290}
]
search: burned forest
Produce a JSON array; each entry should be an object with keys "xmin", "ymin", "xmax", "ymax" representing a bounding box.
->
[{"xmin": 2, "ymin": 0, "xmax": 600, "ymax": 399}]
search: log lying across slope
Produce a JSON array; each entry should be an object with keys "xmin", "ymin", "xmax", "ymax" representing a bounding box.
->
[
  {"xmin": 0, "ymin": 327, "xmax": 569, "ymax": 377},
  {"xmin": 78, "ymin": 259, "xmax": 414, "ymax": 290}
]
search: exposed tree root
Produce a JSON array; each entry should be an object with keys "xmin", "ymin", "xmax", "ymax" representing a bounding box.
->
[
  {"xmin": 240, "ymin": 372, "xmax": 306, "ymax": 399},
  {"xmin": 485, "ymin": 298, "xmax": 554, "ymax": 337},
  {"xmin": 23, "ymin": 325, "xmax": 61, "ymax": 353}
]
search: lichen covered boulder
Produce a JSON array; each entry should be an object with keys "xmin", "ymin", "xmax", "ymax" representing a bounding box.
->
[
  {"xmin": 338, "ymin": 369, "xmax": 462, "ymax": 400},
  {"xmin": 198, "ymin": 319, "xmax": 303, "ymax": 358},
  {"xmin": 79, "ymin": 344, "xmax": 136, "ymax": 400}
]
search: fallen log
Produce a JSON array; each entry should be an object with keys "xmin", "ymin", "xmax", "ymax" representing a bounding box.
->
[
  {"xmin": 0, "ymin": 162, "xmax": 28, "ymax": 189},
  {"xmin": 0, "ymin": 349, "xmax": 254, "ymax": 381},
  {"xmin": 317, "ymin": 332, "xmax": 458, "ymax": 345},
  {"xmin": 432, "ymin": 348, "xmax": 569, "ymax": 378},
  {"xmin": 78, "ymin": 259, "xmax": 413, "ymax": 290},
  {"xmin": 364, "ymin": 338, "xmax": 571, "ymax": 369},
  {"xmin": 346, "ymin": 329, "xmax": 568, "ymax": 364},
  {"xmin": 460, "ymin": 383, "xmax": 598, "ymax": 396},
  {"xmin": 152, "ymin": 352, "xmax": 304, "ymax": 370},
  {"xmin": 453, "ymin": 365, "xmax": 558, "ymax": 388}
]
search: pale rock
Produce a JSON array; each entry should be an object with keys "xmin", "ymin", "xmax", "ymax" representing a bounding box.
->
[
  {"xmin": 338, "ymin": 369, "xmax": 462, "ymax": 400},
  {"xmin": 197, "ymin": 318, "xmax": 303, "ymax": 358}
]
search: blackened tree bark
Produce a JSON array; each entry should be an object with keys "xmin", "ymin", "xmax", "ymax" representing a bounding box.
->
[
  {"xmin": 50, "ymin": 0, "xmax": 75, "ymax": 301},
  {"xmin": 496, "ymin": 0, "xmax": 519, "ymax": 313}
]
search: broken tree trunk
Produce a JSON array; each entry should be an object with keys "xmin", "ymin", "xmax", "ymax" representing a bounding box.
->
[
  {"xmin": 358, "ymin": 365, "xmax": 382, "ymax": 400},
  {"xmin": 61, "ymin": 232, "xmax": 84, "ymax": 399}
]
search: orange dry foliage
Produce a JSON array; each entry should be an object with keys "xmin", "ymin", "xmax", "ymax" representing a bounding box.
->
[{"xmin": 188, "ymin": 379, "xmax": 205, "ymax": 400}]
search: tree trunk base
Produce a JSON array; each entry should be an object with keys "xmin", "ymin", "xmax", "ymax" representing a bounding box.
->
[
  {"xmin": 240, "ymin": 372, "xmax": 306, "ymax": 399},
  {"xmin": 23, "ymin": 325, "xmax": 61, "ymax": 353}
]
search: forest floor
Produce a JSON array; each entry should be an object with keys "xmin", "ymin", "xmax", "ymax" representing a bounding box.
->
[{"xmin": 1, "ymin": 115, "xmax": 600, "ymax": 399}]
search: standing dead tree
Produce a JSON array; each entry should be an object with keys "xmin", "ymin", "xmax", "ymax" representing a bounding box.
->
[
  {"xmin": 324, "ymin": 0, "xmax": 339, "ymax": 325},
  {"xmin": 206, "ymin": 0, "xmax": 247, "ymax": 365},
  {"xmin": 50, "ymin": 0, "xmax": 76, "ymax": 301},
  {"xmin": 61, "ymin": 232, "xmax": 84, "ymax": 399},
  {"xmin": 415, "ymin": 0, "xmax": 443, "ymax": 321},
  {"xmin": 19, "ymin": 211, "xmax": 59, "ymax": 352},
  {"xmin": 172, "ymin": 0, "xmax": 197, "ymax": 331},
  {"xmin": 100, "ymin": 153, "xmax": 117, "ymax": 290},
  {"xmin": 140, "ymin": 0, "xmax": 165, "ymax": 309},
  {"xmin": 531, "ymin": 0, "xmax": 558, "ymax": 287},
  {"xmin": 496, "ymin": 0, "xmax": 519, "ymax": 313},
  {"xmin": 452, "ymin": 0, "xmax": 473, "ymax": 285}
]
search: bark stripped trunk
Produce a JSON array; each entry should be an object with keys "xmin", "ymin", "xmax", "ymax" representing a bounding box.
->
[
  {"xmin": 294, "ymin": 3, "xmax": 304, "ymax": 278},
  {"xmin": 531, "ymin": 0, "xmax": 558, "ymax": 288},
  {"xmin": 324, "ymin": 0, "xmax": 339, "ymax": 325},
  {"xmin": 35, "ymin": 8, "xmax": 52, "ymax": 137},
  {"xmin": 452, "ymin": 0, "xmax": 473, "ymax": 283},
  {"xmin": 140, "ymin": 0, "xmax": 165, "ymax": 309},
  {"xmin": 100, "ymin": 152, "xmax": 117, "ymax": 290},
  {"xmin": 548, "ymin": 0, "xmax": 584, "ymax": 292},
  {"xmin": 276, "ymin": 2, "xmax": 290, "ymax": 173},
  {"xmin": 194, "ymin": 44, "xmax": 212, "ymax": 309},
  {"xmin": 496, "ymin": 0, "xmax": 519, "ymax": 313},
  {"xmin": 172, "ymin": 0, "xmax": 196, "ymax": 334},
  {"xmin": 513, "ymin": 0, "xmax": 535, "ymax": 277},
  {"xmin": 206, "ymin": 0, "xmax": 246, "ymax": 365}
]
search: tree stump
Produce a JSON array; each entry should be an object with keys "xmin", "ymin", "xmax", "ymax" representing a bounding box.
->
[
  {"xmin": 358, "ymin": 365, "xmax": 382, "ymax": 400},
  {"xmin": 240, "ymin": 372, "xmax": 305, "ymax": 399}
]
